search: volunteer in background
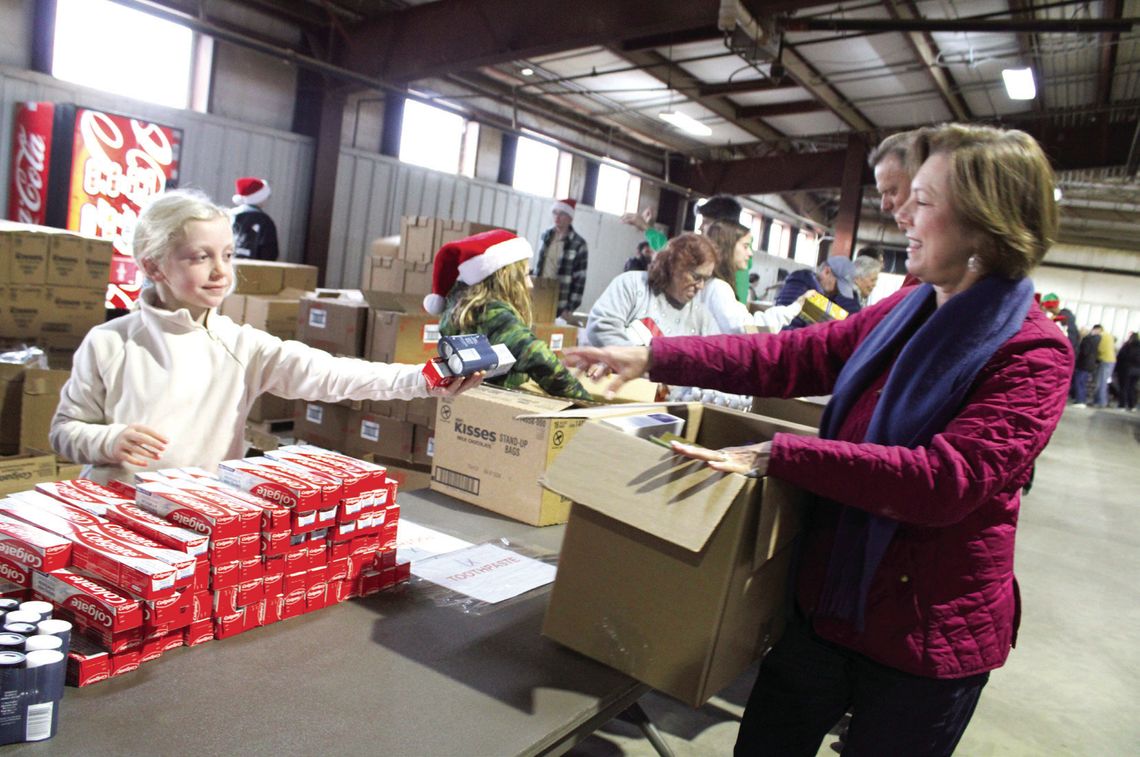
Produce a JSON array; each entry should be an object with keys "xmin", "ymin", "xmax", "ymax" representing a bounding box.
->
[
  {"xmin": 621, "ymin": 193, "xmax": 744, "ymax": 252},
  {"xmin": 230, "ymin": 176, "xmax": 280, "ymax": 260},
  {"xmin": 51, "ymin": 190, "xmax": 480, "ymax": 484},
  {"xmin": 774, "ymin": 256, "xmax": 862, "ymax": 329},
  {"xmin": 702, "ymin": 220, "xmax": 809, "ymax": 334},
  {"xmin": 426, "ymin": 230, "xmax": 589, "ymax": 400},
  {"xmin": 531, "ymin": 198, "xmax": 588, "ymax": 321},
  {"xmin": 585, "ymin": 233, "xmax": 719, "ymax": 347},
  {"xmin": 565, "ymin": 123, "xmax": 1073, "ymax": 755},
  {"xmin": 851, "ymin": 254, "xmax": 884, "ymax": 306}
]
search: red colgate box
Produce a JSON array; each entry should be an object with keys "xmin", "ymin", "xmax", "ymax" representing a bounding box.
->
[
  {"xmin": 190, "ymin": 590, "xmax": 212, "ymax": 623},
  {"xmin": 216, "ymin": 458, "xmax": 324, "ymax": 530},
  {"xmin": 190, "ymin": 479, "xmax": 291, "ymax": 532},
  {"xmin": 328, "ymin": 557, "xmax": 350, "ymax": 583},
  {"xmin": 32, "ymin": 568, "xmax": 143, "ymax": 631},
  {"xmin": 67, "ymin": 635, "xmax": 111, "ymax": 687},
  {"xmin": 1, "ymin": 490, "xmax": 107, "ymax": 534},
  {"xmin": 261, "ymin": 595, "xmax": 283, "ymax": 626},
  {"xmin": 0, "ymin": 513, "xmax": 72, "ymax": 572},
  {"xmin": 262, "ymin": 568, "xmax": 283, "ymax": 598},
  {"xmin": 261, "ymin": 528, "xmax": 291, "ymax": 557},
  {"xmin": 36, "ymin": 479, "xmax": 132, "ymax": 512},
  {"xmin": 239, "ymin": 557, "xmax": 263, "ymax": 582},
  {"xmin": 141, "ymin": 588, "xmax": 193, "ymax": 631},
  {"xmin": 73, "ymin": 620, "xmax": 142, "ymax": 655},
  {"xmin": 278, "ymin": 444, "xmax": 388, "ymax": 489},
  {"xmin": 161, "ymin": 481, "xmax": 262, "ymax": 537},
  {"xmin": 134, "ymin": 481, "xmax": 243, "ymax": 541},
  {"xmin": 101, "ymin": 522, "xmax": 196, "ymax": 589},
  {"xmin": 213, "ymin": 610, "xmax": 248, "ymax": 640},
  {"xmin": 266, "ymin": 449, "xmax": 368, "ymax": 499},
  {"xmin": 281, "ymin": 589, "xmax": 306, "ymax": 620},
  {"xmin": 257, "ymin": 453, "xmax": 344, "ymax": 505},
  {"xmin": 140, "ymin": 630, "xmax": 183, "ymax": 663},
  {"xmin": 68, "ymin": 528, "xmax": 177, "ymax": 600},
  {"xmin": 210, "ymin": 559, "xmax": 242, "ymax": 591},
  {"xmin": 0, "ymin": 553, "xmax": 32, "ymax": 590},
  {"xmin": 110, "ymin": 648, "xmax": 140, "ymax": 677},
  {"xmin": 329, "ymin": 578, "xmax": 353, "ymax": 604},
  {"xmin": 183, "ymin": 619, "xmax": 213, "ymax": 647},
  {"xmin": 103, "ymin": 503, "xmax": 209, "ymax": 557},
  {"xmin": 305, "ymin": 582, "xmax": 328, "ymax": 613}
]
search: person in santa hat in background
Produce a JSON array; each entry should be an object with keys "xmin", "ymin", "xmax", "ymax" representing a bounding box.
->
[
  {"xmin": 425, "ymin": 230, "xmax": 590, "ymax": 400},
  {"xmin": 532, "ymin": 198, "xmax": 589, "ymax": 322},
  {"xmin": 230, "ymin": 176, "xmax": 280, "ymax": 261}
]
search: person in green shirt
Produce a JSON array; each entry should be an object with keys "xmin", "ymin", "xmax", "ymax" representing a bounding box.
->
[{"xmin": 422, "ymin": 230, "xmax": 589, "ymax": 400}]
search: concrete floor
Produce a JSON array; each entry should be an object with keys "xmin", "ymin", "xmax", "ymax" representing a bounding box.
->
[{"xmin": 570, "ymin": 404, "xmax": 1140, "ymax": 757}]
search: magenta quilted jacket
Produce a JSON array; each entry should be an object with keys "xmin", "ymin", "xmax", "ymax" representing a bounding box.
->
[{"xmin": 649, "ymin": 287, "xmax": 1073, "ymax": 678}]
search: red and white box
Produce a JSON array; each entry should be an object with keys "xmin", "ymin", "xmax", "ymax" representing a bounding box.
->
[
  {"xmin": 33, "ymin": 568, "xmax": 143, "ymax": 631},
  {"xmin": 104, "ymin": 503, "xmax": 209, "ymax": 557},
  {"xmin": 1, "ymin": 490, "xmax": 107, "ymax": 534},
  {"xmin": 216, "ymin": 458, "xmax": 324, "ymax": 531},
  {"xmin": 266, "ymin": 449, "xmax": 368, "ymax": 499},
  {"xmin": 278, "ymin": 444, "xmax": 389, "ymax": 490},
  {"xmin": 141, "ymin": 588, "xmax": 193, "ymax": 631},
  {"xmin": 305, "ymin": 582, "xmax": 328, "ymax": 613},
  {"xmin": 67, "ymin": 635, "xmax": 111, "ymax": 687},
  {"xmin": 328, "ymin": 578, "xmax": 353, "ymax": 604},
  {"xmin": 0, "ymin": 554, "xmax": 32, "ymax": 589},
  {"xmin": 281, "ymin": 589, "xmax": 306, "ymax": 620},
  {"xmin": 0, "ymin": 513, "xmax": 72, "ymax": 572},
  {"xmin": 183, "ymin": 619, "xmax": 213, "ymax": 647},
  {"xmin": 191, "ymin": 480, "xmax": 291, "ymax": 532},
  {"xmin": 68, "ymin": 528, "xmax": 178, "ymax": 600},
  {"xmin": 213, "ymin": 610, "xmax": 248, "ymax": 640},
  {"xmin": 36, "ymin": 479, "xmax": 132, "ymax": 511},
  {"xmin": 161, "ymin": 481, "xmax": 262, "ymax": 537},
  {"xmin": 134, "ymin": 481, "xmax": 243, "ymax": 541},
  {"xmin": 261, "ymin": 528, "xmax": 291, "ymax": 557},
  {"xmin": 101, "ymin": 522, "xmax": 196, "ymax": 588},
  {"xmin": 140, "ymin": 630, "xmax": 183, "ymax": 663},
  {"xmin": 262, "ymin": 569, "xmax": 284, "ymax": 598},
  {"xmin": 210, "ymin": 559, "xmax": 242, "ymax": 591},
  {"xmin": 110, "ymin": 648, "xmax": 141, "ymax": 676}
]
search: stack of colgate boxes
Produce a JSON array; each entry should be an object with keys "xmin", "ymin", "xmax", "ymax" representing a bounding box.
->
[{"xmin": 0, "ymin": 445, "xmax": 410, "ymax": 686}]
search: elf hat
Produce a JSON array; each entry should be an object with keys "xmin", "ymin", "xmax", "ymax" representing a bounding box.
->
[
  {"xmin": 232, "ymin": 177, "xmax": 271, "ymax": 206},
  {"xmin": 551, "ymin": 198, "xmax": 577, "ymax": 219},
  {"xmin": 422, "ymin": 229, "xmax": 533, "ymax": 315}
]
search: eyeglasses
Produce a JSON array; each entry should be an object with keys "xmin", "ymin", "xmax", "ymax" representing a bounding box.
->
[{"xmin": 685, "ymin": 270, "xmax": 713, "ymax": 285}]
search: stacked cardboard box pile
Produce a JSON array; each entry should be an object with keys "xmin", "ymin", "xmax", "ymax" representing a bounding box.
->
[
  {"xmin": 1, "ymin": 354, "xmax": 83, "ymax": 493},
  {"xmin": 0, "ymin": 222, "xmax": 112, "ymax": 353},
  {"xmin": 0, "ymin": 445, "xmax": 411, "ymax": 686}
]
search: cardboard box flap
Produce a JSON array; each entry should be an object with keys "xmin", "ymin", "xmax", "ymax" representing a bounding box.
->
[
  {"xmin": 362, "ymin": 291, "xmax": 429, "ymax": 314},
  {"xmin": 473, "ymin": 384, "xmax": 577, "ymax": 414},
  {"xmin": 541, "ymin": 421, "xmax": 747, "ymax": 553}
]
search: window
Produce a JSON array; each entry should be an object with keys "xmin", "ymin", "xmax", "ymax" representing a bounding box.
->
[
  {"xmin": 555, "ymin": 151, "xmax": 573, "ymax": 199},
  {"xmin": 459, "ymin": 121, "xmax": 479, "ymax": 178},
  {"xmin": 399, "ymin": 100, "xmax": 468, "ymax": 173},
  {"xmin": 513, "ymin": 136, "xmax": 559, "ymax": 196},
  {"xmin": 53, "ymin": 0, "xmax": 196, "ymax": 110},
  {"xmin": 768, "ymin": 221, "xmax": 791, "ymax": 258},
  {"xmin": 794, "ymin": 229, "xmax": 820, "ymax": 266},
  {"xmin": 595, "ymin": 164, "xmax": 641, "ymax": 215}
]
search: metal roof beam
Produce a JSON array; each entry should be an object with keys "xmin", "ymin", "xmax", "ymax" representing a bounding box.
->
[
  {"xmin": 885, "ymin": 1, "xmax": 969, "ymax": 121},
  {"xmin": 673, "ymin": 149, "xmax": 863, "ymax": 195},
  {"xmin": 617, "ymin": 26, "xmax": 723, "ymax": 52},
  {"xmin": 736, "ymin": 100, "xmax": 824, "ymax": 118},
  {"xmin": 697, "ymin": 78, "xmax": 798, "ymax": 97},
  {"xmin": 782, "ymin": 17, "xmax": 1135, "ymax": 34},
  {"xmin": 1095, "ymin": 0, "xmax": 1124, "ymax": 108}
]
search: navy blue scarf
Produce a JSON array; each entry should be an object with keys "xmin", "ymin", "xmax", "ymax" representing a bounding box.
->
[{"xmin": 814, "ymin": 276, "xmax": 1035, "ymax": 629}]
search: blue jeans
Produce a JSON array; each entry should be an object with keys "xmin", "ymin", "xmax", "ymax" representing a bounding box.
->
[
  {"xmin": 736, "ymin": 619, "xmax": 988, "ymax": 756},
  {"xmin": 1074, "ymin": 369, "xmax": 1092, "ymax": 404},
  {"xmin": 1095, "ymin": 362, "xmax": 1115, "ymax": 406}
]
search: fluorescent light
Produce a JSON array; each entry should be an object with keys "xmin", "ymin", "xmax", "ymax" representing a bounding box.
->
[
  {"xmin": 1002, "ymin": 67, "xmax": 1036, "ymax": 100},
  {"xmin": 520, "ymin": 67, "xmax": 534, "ymax": 76},
  {"xmin": 658, "ymin": 110, "xmax": 713, "ymax": 137}
]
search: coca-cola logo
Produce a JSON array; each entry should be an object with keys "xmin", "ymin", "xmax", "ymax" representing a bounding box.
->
[
  {"xmin": 0, "ymin": 561, "xmax": 28, "ymax": 584},
  {"xmin": 170, "ymin": 511, "xmax": 211, "ymax": 535},
  {"xmin": 69, "ymin": 573, "xmax": 129, "ymax": 604},
  {"xmin": 0, "ymin": 542, "xmax": 42, "ymax": 568},
  {"xmin": 69, "ymin": 597, "xmax": 113, "ymax": 627},
  {"xmin": 252, "ymin": 484, "xmax": 297, "ymax": 508},
  {"xmin": 13, "ymin": 124, "xmax": 47, "ymax": 224}
]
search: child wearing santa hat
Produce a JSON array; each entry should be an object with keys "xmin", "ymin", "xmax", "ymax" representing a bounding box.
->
[
  {"xmin": 424, "ymin": 230, "xmax": 590, "ymax": 399},
  {"xmin": 230, "ymin": 176, "xmax": 279, "ymax": 261}
]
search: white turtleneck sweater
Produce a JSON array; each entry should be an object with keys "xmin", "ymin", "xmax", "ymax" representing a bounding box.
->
[{"xmin": 50, "ymin": 288, "xmax": 429, "ymax": 483}]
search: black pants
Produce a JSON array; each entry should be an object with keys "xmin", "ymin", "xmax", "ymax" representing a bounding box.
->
[{"xmin": 736, "ymin": 619, "xmax": 989, "ymax": 756}]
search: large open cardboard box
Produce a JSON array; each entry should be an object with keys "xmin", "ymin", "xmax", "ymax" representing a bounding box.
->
[
  {"xmin": 751, "ymin": 395, "xmax": 829, "ymax": 429},
  {"xmin": 540, "ymin": 404, "xmax": 812, "ymax": 706}
]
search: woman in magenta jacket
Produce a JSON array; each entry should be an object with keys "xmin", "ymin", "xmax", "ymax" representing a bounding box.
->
[{"xmin": 564, "ymin": 123, "xmax": 1074, "ymax": 756}]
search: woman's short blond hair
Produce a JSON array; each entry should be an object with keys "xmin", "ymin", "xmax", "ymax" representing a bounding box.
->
[
  {"xmin": 448, "ymin": 259, "xmax": 533, "ymax": 331},
  {"xmin": 131, "ymin": 189, "xmax": 229, "ymax": 270},
  {"xmin": 909, "ymin": 123, "xmax": 1058, "ymax": 278}
]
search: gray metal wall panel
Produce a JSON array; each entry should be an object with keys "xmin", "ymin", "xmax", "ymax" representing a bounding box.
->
[{"xmin": 0, "ymin": 66, "xmax": 313, "ymax": 263}]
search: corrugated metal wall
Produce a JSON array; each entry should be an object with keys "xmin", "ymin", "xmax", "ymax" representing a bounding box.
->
[
  {"xmin": 0, "ymin": 65, "xmax": 313, "ymax": 262},
  {"xmin": 329, "ymin": 147, "xmax": 646, "ymax": 310}
]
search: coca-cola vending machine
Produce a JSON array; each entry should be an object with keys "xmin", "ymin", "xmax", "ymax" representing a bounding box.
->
[{"xmin": 7, "ymin": 102, "xmax": 183, "ymax": 308}]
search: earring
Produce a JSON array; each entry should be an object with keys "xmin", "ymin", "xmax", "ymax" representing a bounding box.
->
[{"xmin": 967, "ymin": 255, "xmax": 982, "ymax": 274}]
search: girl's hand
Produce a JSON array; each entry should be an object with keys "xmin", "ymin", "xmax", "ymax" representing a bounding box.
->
[
  {"xmin": 563, "ymin": 345, "xmax": 650, "ymax": 397},
  {"xmin": 671, "ymin": 440, "xmax": 772, "ymax": 478},
  {"xmin": 112, "ymin": 425, "xmax": 169, "ymax": 467},
  {"xmin": 429, "ymin": 371, "xmax": 485, "ymax": 397}
]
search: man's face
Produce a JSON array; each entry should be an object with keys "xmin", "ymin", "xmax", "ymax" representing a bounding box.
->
[
  {"xmin": 874, "ymin": 154, "xmax": 911, "ymax": 223},
  {"xmin": 553, "ymin": 211, "xmax": 572, "ymax": 233},
  {"xmin": 818, "ymin": 265, "xmax": 837, "ymax": 296}
]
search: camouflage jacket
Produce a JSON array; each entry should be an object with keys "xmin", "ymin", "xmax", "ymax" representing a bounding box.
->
[{"xmin": 440, "ymin": 295, "xmax": 589, "ymax": 400}]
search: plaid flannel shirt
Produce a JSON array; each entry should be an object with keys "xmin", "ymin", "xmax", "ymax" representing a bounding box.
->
[{"xmin": 533, "ymin": 226, "xmax": 588, "ymax": 315}]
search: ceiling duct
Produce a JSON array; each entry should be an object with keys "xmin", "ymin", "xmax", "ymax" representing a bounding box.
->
[{"xmin": 718, "ymin": 0, "xmax": 779, "ymax": 63}]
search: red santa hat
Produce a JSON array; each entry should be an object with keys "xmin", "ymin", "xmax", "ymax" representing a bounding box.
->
[
  {"xmin": 422, "ymin": 229, "xmax": 533, "ymax": 315},
  {"xmin": 232, "ymin": 177, "xmax": 271, "ymax": 206},
  {"xmin": 551, "ymin": 198, "xmax": 576, "ymax": 219}
]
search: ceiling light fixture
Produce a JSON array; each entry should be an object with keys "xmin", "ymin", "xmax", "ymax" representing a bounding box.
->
[
  {"xmin": 658, "ymin": 110, "xmax": 713, "ymax": 137},
  {"xmin": 1002, "ymin": 67, "xmax": 1036, "ymax": 100},
  {"xmin": 520, "ymin": 67, "xmax": 534, "ymax": 77}
]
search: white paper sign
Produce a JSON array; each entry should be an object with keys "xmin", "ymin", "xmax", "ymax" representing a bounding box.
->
[
  {"xmin": 395, "ymin": 520, "xmax": 472, "ymax": 564},
  {"xmin": 410, "ymin": 543, "xmax": 555, "ymax": 604}
]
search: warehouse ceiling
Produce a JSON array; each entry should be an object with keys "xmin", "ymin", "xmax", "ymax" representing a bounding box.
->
[{"xmin": 159, "ymin": 0, "xmax": 1140, "ymax": 254}]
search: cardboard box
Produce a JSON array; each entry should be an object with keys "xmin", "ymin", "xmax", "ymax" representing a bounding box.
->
[
  {"xmin": 0, "ymin": 452, "xmax": 57, "ymax": 496},
  {"xmin": 364, "ymin": 292, "xmax": 440, "ymax": 365},
  {"xmin": 435, "ymin": 220, "xmax": 502, "ymax": 251},
  {"xmin": 429, "ymin": 386, "xmax": 589, "ymax": 525},
  {"xmin": 8, "ymin": 231, "xmax": 49, "ymax": 284},
  {"xmin": 530, "ymin": 277, "xmax": 559, "ymax": 324},
  {"xmin": 412, "ymin": 423, "xmax": 434, "ymax": 466},
  {"xmin": 233, "ymin": 260, "xmax": 319, "ymax": 295},
  {"xmin": 3, "ymin": 285, "xmax": 49, "ymax": 338},
  {"xmin": 405, "ymin": 396, "xmax": 437, "ymax": 428},
  {"xmin": 19, "ymin": 368, "xmax": 69, "ymax": 454},
  {"xmin": 41, "ymin": 286, "xmax": 104, "ymax": 348},
  {"xmin": 360, "ymin": 398, "xmax": 408, "ymax": 423},
  {"xmin": 0, "ymin": 362, "xmax": 28, "ymax": 455},
  {"xmin": 293, "ymin": 402, "xmax": 352, "ymax": 453},
  {"xmin": 363, "ymin": 255, "xmax": 406, "ymax": 294},
  {"xmin": 540, "ymin": 405, "xmax": 810, "ymax": 706},
  {"xmin": 248, "ymin": 393, "xmax": 296, "ymax": 423},
  {"xmin": 0, "ymin": 233, "xmax": 10, "ymax": 282},
  {"xmin": 532, "ymin": 323, "xmax": 576, "ymax": 353},
  {"xmin": 46, "ymin": 233, "xmax": 85, "ymax": 286},
  {"xmin": 402, "ymin": 259, "xmax": 432, "ymax": 297},
  {"xmin": 750, "ymin": 396, "xmax": 828, "ymax": 429},
  {"xmin": 370, "ymin": 235, "xmax": 400, "ymax": 258},
  {"xmin": 298, "ymin": 292, "xmax": 369, "ymax": 357},
  {"xmin": 219, "ymin": 293, "xmax": 246, "ymax": 323},
  {"xmin": 345, "ymin": 411, "xmax": 415, "ymax": 463},
  {"xmin": 399, "ymin": 216, "xmax": 437, "ymax": 264},
  {"xmin": 82, "ymin": 237, "xmax": 113, "ymax": 288},
  {"xmin": 244, "ymin": 290, "xmax": 303, "ymax": 340}
]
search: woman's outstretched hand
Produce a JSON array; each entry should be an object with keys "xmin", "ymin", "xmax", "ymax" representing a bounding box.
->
[
  {"xmin": 562, "ymin": 345, "xmax": 650, "ymax": 398},
  {"xmin": 112, "ymin": 424, "xmax": 169, "ymax": 467},
  {"xmin": 670, "ymin": 440, "xmax": 772, "ymax": 478}
]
